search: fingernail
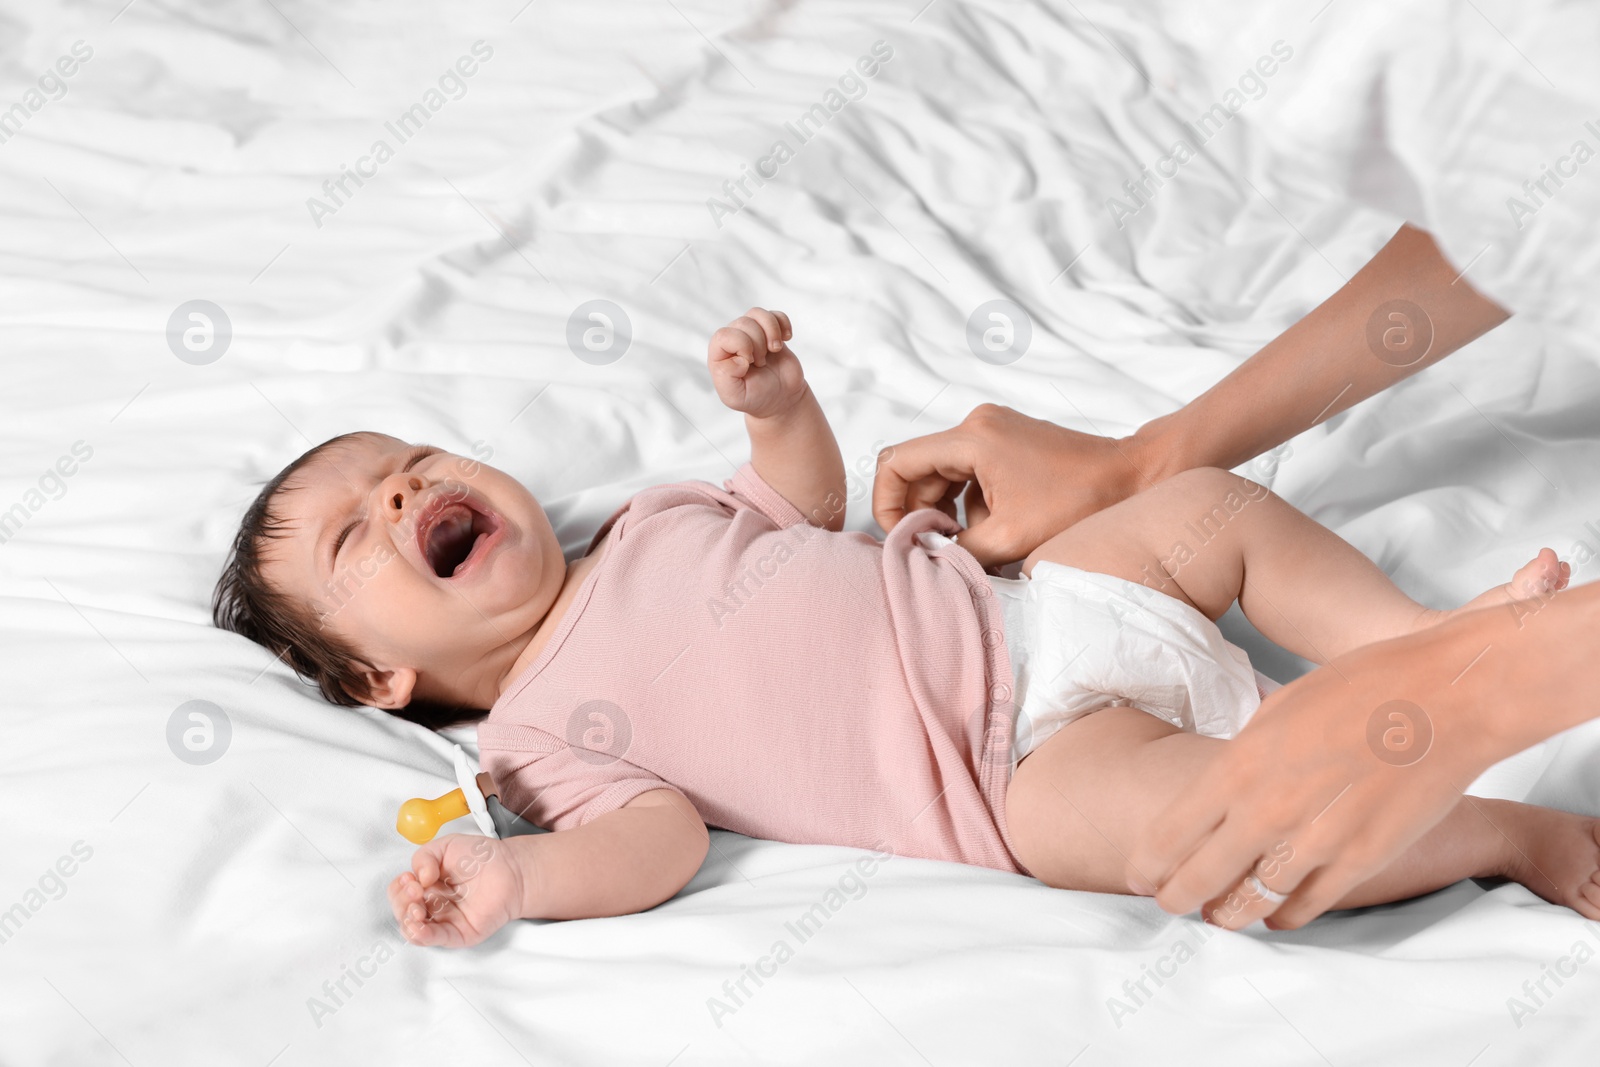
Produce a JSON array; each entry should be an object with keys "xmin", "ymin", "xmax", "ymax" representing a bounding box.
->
[{"xmin": 1128, "ymin": 876, "xmax": 1153, "ymax": 896}]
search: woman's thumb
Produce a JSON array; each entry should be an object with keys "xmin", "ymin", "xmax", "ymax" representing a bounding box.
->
[{"xmin": 953, "ymin": 517, "xmax": 1009, "ymax": 569}]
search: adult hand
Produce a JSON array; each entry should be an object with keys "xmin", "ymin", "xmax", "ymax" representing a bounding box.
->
[
  {"xmin": 872, "ymin": 404, "xmax": 1157, "ymax": 568},
  {"xmin": 1123, "ymin": 616, "xmax": 1509, "ymax": 929}
]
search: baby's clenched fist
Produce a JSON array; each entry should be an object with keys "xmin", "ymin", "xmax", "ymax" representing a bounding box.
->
[{"xmin": 707, "ymin": 307, "xmax": 806, "ymax": 419}]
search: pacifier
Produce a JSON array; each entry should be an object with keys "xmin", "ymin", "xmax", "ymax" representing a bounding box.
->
[{"xmin": 396, "ymin": 744, "xmax": 501, "ymax": 844}]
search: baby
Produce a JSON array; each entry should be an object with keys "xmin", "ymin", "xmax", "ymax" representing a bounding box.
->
[{"xmin": 213, "ymin": 307, "xmax": 1600, "ymax": 948}]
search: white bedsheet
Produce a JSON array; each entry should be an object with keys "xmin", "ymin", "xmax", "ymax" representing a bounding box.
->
[{"xmin": 3, "ymin": 0, "xmax": 1599, "ymax": 1063}]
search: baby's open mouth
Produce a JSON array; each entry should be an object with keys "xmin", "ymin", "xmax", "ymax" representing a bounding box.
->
[{"xmin": 415, "ymin": 496, "xmax": 502, "ymax": 579}]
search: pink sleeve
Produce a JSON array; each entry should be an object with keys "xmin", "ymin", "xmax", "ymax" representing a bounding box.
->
[
  {"xmin": 478, "ymin": 723, "xmax": 687, "ymax": 833},
  {"xmin": 722, "ymin": 462, "xmax": 808, "ymax": 529}
]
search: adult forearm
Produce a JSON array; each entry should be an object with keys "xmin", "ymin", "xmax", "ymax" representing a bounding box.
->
[
  {"xmin": 1128, "ymin": 224, "xmax": 1510, "ymax": 480},
  {"xmin": 1451, "ymin": 582, "xmax": 1600, "ymax": 756},
  {"xmin": 1329, "ymin": 581, "xmax": 1600, "ymax": 777}
]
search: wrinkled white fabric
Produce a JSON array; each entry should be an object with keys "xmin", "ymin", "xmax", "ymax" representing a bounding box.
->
[
  {"xmin": 6, "ymin": 0, "xmax": 1600, "ymax": 1063},
  {"xmin": 1145, "ymin": 0, "xmax": 1600, "ymax": 335}
]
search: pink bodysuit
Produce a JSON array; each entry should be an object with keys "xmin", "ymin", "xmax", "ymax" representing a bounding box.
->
[{"xmin": 477, "ymin": 463, "xmax": 1029, "ymax": 875}]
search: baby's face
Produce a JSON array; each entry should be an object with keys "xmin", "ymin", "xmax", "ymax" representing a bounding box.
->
[{"xmin": 262, "ymin": 432, "xmax": 564, "ymax": 707}]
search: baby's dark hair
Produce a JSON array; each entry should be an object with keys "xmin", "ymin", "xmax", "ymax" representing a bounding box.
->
[{"xmin": 212, "ymin": 432, "xmax": 482, "ymax": 730}]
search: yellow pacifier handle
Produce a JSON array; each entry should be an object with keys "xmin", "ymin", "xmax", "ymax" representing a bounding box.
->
[{"xmin": 396, "ymin": 788, "xmax": 469, "ymax": 844}]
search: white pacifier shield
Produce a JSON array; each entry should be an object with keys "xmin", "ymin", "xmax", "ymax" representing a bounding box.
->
[{"xmin": 452, "ymin": 744, "xmax": 499, "ymax": 838}]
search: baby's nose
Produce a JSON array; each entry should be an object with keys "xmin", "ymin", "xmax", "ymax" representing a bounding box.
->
[{"xmin": 381, "ymin": 474, "xmax": 425, "ymax": 517}]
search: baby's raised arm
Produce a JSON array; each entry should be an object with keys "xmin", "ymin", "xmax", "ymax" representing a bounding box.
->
[
  {"xmin": 706, "ymin": 307, "xmax": 848, "ymax": 530},
  {"xmin": 390, "ymin": 788, "xmax": 709, "ymax": 946}
]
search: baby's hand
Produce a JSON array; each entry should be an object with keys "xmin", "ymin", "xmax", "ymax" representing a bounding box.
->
[
  {"xmin": 387, "ymin": 834, "xmax": 526, "ymax": 949},
  {"xmin": 707, "ymin": 307, "xmax": 805, "ymax": 419}
]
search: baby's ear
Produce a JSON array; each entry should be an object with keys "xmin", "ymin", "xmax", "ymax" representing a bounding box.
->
[{"xmin": 360, "ymin": 666, "xmax": 417, "ymax": 710}]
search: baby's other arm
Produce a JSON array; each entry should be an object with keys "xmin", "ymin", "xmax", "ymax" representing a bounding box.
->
[
  {"xmin": 522, "ymin": 787, "xmax": 709, "ymax": 920},
  {"xmin": 707, "ymin": 308, "xmax": 848, "ymax": 531},
  {"xmin": 390, "ymin": 788, "xmax": 708, "ymax": 945}
]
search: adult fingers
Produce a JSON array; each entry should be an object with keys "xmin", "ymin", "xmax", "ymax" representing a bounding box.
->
[
  {"xmin": 953, "ymin": 480, "xmax": 1024, "ymax": 568},
  {"xmin": 962, "ymin": 479, "xmax": 989, "ymax": 529},
  {"xmin": 872, "ymin": 429, "xmax": 975, "ymax": 532},
  {"xmin": 1260, "ymin": 863, "xmax": 1356, "ymax": 930},
  {"xmin": 948, "ymin": 516, "xmax": 1019, "ymax": 569},
  {"xmin": 1153, "ymin": 813, "xmax": 1303, "ymax": 918},
  {"xmin": 1266, "ymin": 772, "xmax": 1469, "ymax": 929},
  {"xmin": 1200, "ymin": 841, "xmax": 1308, "ymax": 930},
  {"xmin": 1124, "ymin": 782, "xmax": 1230, "ymax": 898},
  {"xmin": 1202, "ymin": 874, "xmax": 1278, "ymax": 930},
  {"xmin": 1259, "ymin": 821, "xmax": 1406, "ymax": 930},
  {"xmin": 903, "ymin": 473, "xmax": 958, "ymax": 517}
]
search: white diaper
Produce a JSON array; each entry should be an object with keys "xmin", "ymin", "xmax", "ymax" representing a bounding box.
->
[{"xmin": 923, "ymin": 526, "xmax": 1280, "ymax": 768}]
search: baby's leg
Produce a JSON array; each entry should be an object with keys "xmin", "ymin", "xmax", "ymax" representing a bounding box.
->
[
  {"xmin": 1022, "ymin": 466, "xmax": 1564, "ymax": 665},
  {"xmin": 1004, "ymin": 706, "xmax": 1600, "ymax": 922}
]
